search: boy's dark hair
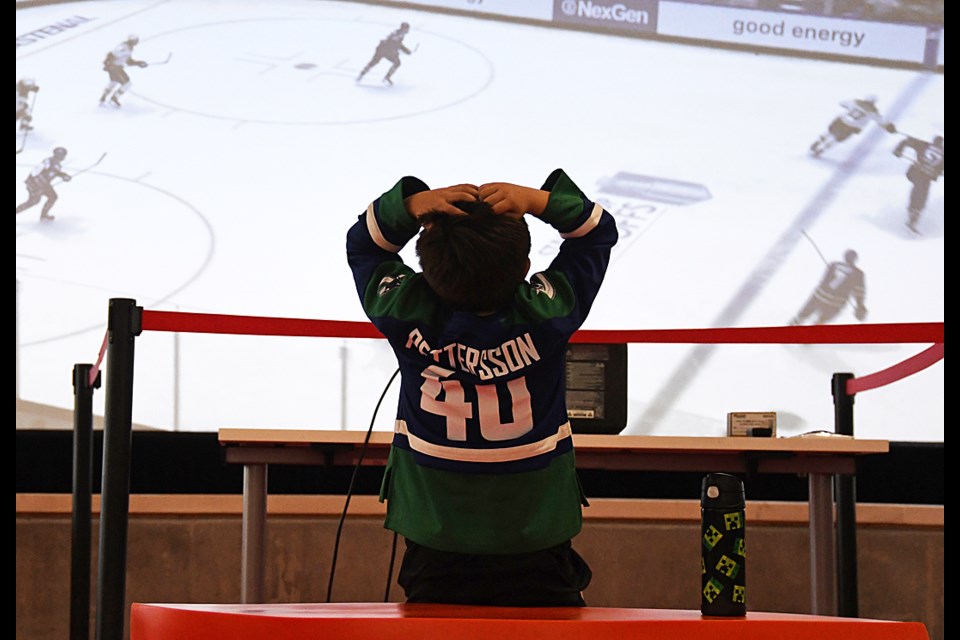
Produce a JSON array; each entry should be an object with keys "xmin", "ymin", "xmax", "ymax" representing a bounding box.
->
[{"xmin": 415, "ymin": 199, "xmax": 531, "ymax": 312}]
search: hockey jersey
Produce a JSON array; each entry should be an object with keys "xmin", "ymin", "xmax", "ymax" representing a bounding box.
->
[
  {"xmin": 377, "ymin": 28, "xmax": 411, "ymax": 55},
  {"xmin": 346, "ymin": 169, "xmax": 618, "ymax": 554},
  {"xmin": 896, "ymin": 137, "xmax": 944, "ymax": 181},
  {"xmin": 813, "ymin": 261, "xmax": 865, "ymax": 308},
  {"xmin": 28, "ymin": 156, "xmax": 66, "ymax": 184},
  {"xmin": 104, "ymin": 42, "xmax": 135, "ymax": 67},
  {"xmin": 839, "ymin": 99, "xmax": 884, "ymax": 130}
]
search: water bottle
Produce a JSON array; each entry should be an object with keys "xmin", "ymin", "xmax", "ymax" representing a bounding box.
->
[{"xmin": 701, "ymin": 472, "xmax": 746, "ymax": 616}]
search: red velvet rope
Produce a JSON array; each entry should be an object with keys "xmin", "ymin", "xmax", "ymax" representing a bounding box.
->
[
  {"xmin": 141, "ymin": 310, "xmax": 385, "ymax": 339},
  {"xmin": 90, "ymin": 329, "xmax": 109, "ymax": 387},
  {"xmin": 846, "ymin": 343, "xmax": 944, "ymax": 395},
  {"xmin": 115, "ymin": 310, "xmax": 941, "ymax": 396},
  {"xmin": 139, "ymin": 310, "xmax": 943, "ymax": 344}
]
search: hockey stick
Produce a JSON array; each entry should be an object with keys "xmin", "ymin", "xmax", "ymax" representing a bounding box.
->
[
  {"xmin": 16, "ymin": 91, "xmax": 39, "ymax": 155},
  {"xmin": 53, "ymin": 152, "xmax": 107, "ymax": 184},
  {"xmin": 800, "ymin": 229, "xmax": 828, "ymax": 266},
  {"xmin": 16, "ymin": 128, "xmax": 30, "ymax": 155},
  {"xmin": 146, "ymin": 52, "xmax": 173, "ymax": 65}
]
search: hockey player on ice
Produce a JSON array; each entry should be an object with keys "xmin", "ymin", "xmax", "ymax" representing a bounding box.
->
[
  {"xmin": 809, "ymin": 95, "xmax": 897, "ymax": 157},
  {"xmin": 99, "ymin": 34, "xmax": 147, "ymax": 107},
  {"xmin": 893, "ymin": 134, "xmax": 944, "ymax": 234},
  {"xmin": 15, "ymin": 146, "xmax": 70, "ymax": 223},
  {"xmin": 790, "ymin": 249, "xmax": 867, "ymax": 325},
  {"xmin": 17, "ymin": 78, "xmax": 39, "ymax": 132},
  {"xmin": 356, "ymin": 22, "xmax": 413, "ymax": 86}
]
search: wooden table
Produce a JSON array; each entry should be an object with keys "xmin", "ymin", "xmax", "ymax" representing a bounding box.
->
[{"xmin": 218, "ymin": 429, "xmax": 889, "ymax": 615}]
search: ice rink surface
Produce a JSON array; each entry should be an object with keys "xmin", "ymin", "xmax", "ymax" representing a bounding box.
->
[{"xmin": 16, "ymin": 0, "xmax": 943, "ymax": 440}]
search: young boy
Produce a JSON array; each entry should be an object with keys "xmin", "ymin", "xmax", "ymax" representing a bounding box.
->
[{"xmin": 346, "ymin": 169, "xmax": 618, "ymax": 606}]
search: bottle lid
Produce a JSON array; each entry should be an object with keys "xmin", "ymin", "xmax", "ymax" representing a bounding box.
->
[{"xmin": 701, "ymin": 473, "xmax": 745, "ymax": 509}]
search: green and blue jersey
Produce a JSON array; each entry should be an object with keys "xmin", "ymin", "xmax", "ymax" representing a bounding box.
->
[{"xmin": 346, "ymin": 169, "xmax": 618, "ymax": 554}]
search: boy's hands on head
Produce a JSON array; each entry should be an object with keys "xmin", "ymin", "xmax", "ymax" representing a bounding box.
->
[
  {"xmin": 405, "ymin": 184, "xmax": 479, "ymax": 223},
  {"xmin": 479, "ymin": 183, "xmax": 548, "ymax": 218},
  {"xmin": 405, "ymin": 181, "xmax": 548, "ymax": 225}
]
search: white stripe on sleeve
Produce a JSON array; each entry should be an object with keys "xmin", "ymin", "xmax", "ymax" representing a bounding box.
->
[{"xmin": 366, "ymin": 203, "xmax": 403, "ymax": 253}]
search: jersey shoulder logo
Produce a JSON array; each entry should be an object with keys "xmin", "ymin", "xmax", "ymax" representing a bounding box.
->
[
  {"xmin": 377, "ymin": 273, "xmax": 406, "ymax": 297},
  {"xmin": 531, "ymin": 273, "xmax": 556, "ymax": 299}
]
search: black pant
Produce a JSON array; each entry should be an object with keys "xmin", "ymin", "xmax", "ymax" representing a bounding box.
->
[
  {"xmin": 908, "ymin": 177, "xmax": 932, "ymax": 215},
  {"xmin": 397, "ymin": 538, "xmax": 592, "ymax": 607}
]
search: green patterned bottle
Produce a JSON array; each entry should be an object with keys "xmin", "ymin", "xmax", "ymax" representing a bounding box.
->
[{"xmin": 700, "ymin": 473, "xmax": 747, "ymax": 616}]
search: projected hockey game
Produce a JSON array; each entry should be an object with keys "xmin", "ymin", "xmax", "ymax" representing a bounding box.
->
[{"xmin": 15, "ymin": 0, "xmax": 943, "ymax": 441}]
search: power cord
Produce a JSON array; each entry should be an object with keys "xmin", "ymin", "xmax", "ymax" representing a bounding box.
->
[
  {"xmin": 384, "ymin": 530, "xmax": 399, "ymax": 602},
  {"xmin": 325, "ymin": 367, "xmax": 400, "ymax": 603}
]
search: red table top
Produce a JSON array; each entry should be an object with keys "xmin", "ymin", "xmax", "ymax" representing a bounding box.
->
[{"xmin": 131, "ymin": 602, "xmax": 929, "ymax": 640}]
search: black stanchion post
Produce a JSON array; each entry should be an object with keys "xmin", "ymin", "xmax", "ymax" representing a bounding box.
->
[
  {"xmin": 832, "ymin": 372, "xmax": 858, "ymax": 617},
  {"xmin": 71, "ymin": 364, "xmax": 100, "ymax": 640},
  {"xmin": 95, "ymin": 299, "xmax": 141, "ymax": 640}
]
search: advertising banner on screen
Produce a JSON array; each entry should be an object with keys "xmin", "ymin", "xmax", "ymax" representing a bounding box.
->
[
  {"xmin": 553, "ymin": 0, "xmax": 658, "ymax": 33},
  {"xmin": 657, "ymin": 2, "xmax": 928, "ymax": 64},
  {"xmin": 374, "ymin": 0, "xmax": 554, "ymax": 21}
]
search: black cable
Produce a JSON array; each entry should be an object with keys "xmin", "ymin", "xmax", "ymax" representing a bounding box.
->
[
  {"xmin": 384, "ymin": 530, "xmax": 399, "ymax": 602},
  {"xmin": 325, "ymin": 367, "xmax": 400, "ymax": 603}
]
